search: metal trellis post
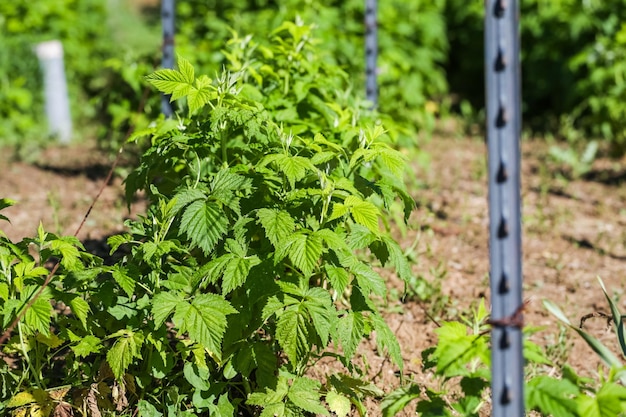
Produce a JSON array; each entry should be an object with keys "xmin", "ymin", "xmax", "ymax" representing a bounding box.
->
[
  {"xmin": 161, "ymin": 0, "xmax": 175, "ymax": 117},
  {"xmin": 365, "ymin": 0, "xmax": 377, "ymax": 108},
  {"xmin": 485, "ymin": 1, "xmax": 524, "ymax": 416}
]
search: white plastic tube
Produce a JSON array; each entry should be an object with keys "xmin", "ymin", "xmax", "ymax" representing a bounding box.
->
[{"xmin": 35, "ymin": 40, "xmax": 72, "ymax": 143}]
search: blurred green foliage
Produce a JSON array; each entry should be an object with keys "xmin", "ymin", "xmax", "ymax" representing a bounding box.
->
[
  {"xmin": 0, "ymin": 0, "xmax": 114, "ymax": 147},
  {"xmin": 3, "ymin": 0, "xmax": 626, "ymax": 157},
  {"xmin": 168, "ymin": 0, "xmax": 448, "ymax": 143},
  {"xmin": 445, "ymin": 0, "xmax": 626, "ymax": 155}
]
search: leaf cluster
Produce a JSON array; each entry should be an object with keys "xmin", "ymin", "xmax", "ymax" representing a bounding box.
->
[{"xmin": 1, "ymin": 23, "xmax": 418, "ymax": 417}]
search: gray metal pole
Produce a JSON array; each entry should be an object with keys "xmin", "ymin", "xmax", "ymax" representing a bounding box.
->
[
  {"xmin": 485, "ymin": 1, "xmax": 524, "ymax": 416},
  {"xmin": 35, "ymin": 40, "xmax": 73, "ymax": 143},
  {"xmin": 365, "ymin": 0, "xmax": 377, "ymax": 108},
  {"xmin": 161, "ymin": 0, "xmax": 175, "ymax": 117}
]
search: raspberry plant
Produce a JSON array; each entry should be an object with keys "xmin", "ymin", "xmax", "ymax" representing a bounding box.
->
[{"xmin": 117, "ymin": 22, "xmax": 414, "ymax": 415}]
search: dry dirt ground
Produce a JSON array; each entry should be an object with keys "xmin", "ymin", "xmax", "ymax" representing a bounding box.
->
[{"xmin": 2, "ymin": 131, "xmax": 626, "ymax": 415}]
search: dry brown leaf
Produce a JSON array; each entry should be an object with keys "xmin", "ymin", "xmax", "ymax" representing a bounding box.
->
[
  {"xmin": 52, "ymin": 402, "xmax": 73, "ymax": 417},
  {"xmin": 85, "ymin": 383, "xmax": 102, "ymax": 417}
]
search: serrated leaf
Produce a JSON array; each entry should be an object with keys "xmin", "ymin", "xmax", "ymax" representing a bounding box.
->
[
  {"xmin": 376, "ymin": 144, "xmax": 407, "ymax": 177},
  {"xmin": 525, "ymin": 375, "xmax": 579, "ymax": 417},
  {"xmin": 288, "ymin": 377, "xmax": 329, "ymax": 415},
  {"xmin": 0, "ymin": 198, "xmax": 16, "ymax": 222},
  {"xmin": 336, "ymin": 312, "xmax": 364, "ymax": 359},
  {"xmin": 152, "ymin": 292, "xmax": 182, "ymax": 329},
  {"xmin": 286, "ymin": 232, "xmax": 323, "ymax": 277},
  {"xmin": 107, "ymin": 329, "xmax": 144, "ymax": 380},
  {"xmin": 346, "ymin": 196, "xmax": 380, "ymax": 233},
  {"xmin": 577, "ymin": 382, "xmax": 626, "ymax": 417},
  {"xmin": 276, "ymin": 306, "xmax": 310, "ymax": 364},
  {"xmin": 262, "ymin": 154, "xmax": 315, "ymax": 188},
  {"xmin": 50, "ymin": 238, "xmax": 82, "ymax": 271},
  {"xmin": 315, "ymin": 228, "xmax": 349, "ymax": 252},
  {"xmin": 173, "ymin": 294, "xmax": 237, "ymax": 359},
  {"xmin": 222, "ymin": 255, "xmax": 255, "ymax": 295},
  {"xmin": 257, "ymin": 209, "xmax": 296, "ymax": 249},
  {"xmin": 146, "ymin": 55, "xmax": 194, "ymax": 100},
  {"xmin": 172, "ymin": 188, "xmax": 207, "ymax": 214},
  {"xmin": 112, "ymin": 267, "xmax": 136, "ymax": 298},
  {"xmin": 25, "ymin": 296, "xmax": 52, "ymax": 335},
  {"xmin": 432, "ymin": 321, "xmax": 488, "ymax": 377},
  {"xmin": 382, "ymin": 235, "xmax": 413, "ymax": 282},
  {"xmin": 351, "ymin": 261, "xmax": 386, "ymax": 297},
  {"xmin": 304, "ymin": 287, "xmax": 334, "ymax": 346},
  {"xmin": 371, "ymin": 314, "xmax": 403, "ymax": 371},
  {"xmin": 72, "ymin": 335, "xmax": 103, "ymax": 358},
  {"xmin": 326, "ymin": 390, "xmax": 351, "ymax": 417},
  {"xmin": 325, "ymin": 265, "xmax": 350, "ymax": 295},
  {"xmin": 180, "ymin": 200, "xmax": 229, "ymax": 255},
  {"xmin": 347, "ymin": 224, "xmax": 378, "ymax": 249},
  {"xmin": 69, "ymin": 296, "xmax": 90, "ymax": 328},
  {"xmin": 107, "ymin": 234, "xmax": 131, "ymax": 255}
]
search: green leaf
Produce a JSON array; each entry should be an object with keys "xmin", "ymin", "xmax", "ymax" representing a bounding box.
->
[
  {"xmin": 234, "ymin": 342, "xmax": 277, "ymax": 387},
  {"xmin": 315, "ymin": 228, "xmax": 349, "ymax": 252},
  {"xmin": 25, "ymin": 295, "xmax": 52, "ymax": 335},
  {"xmin": 146, "ymin": 54, "xmax": 194, "ymax": 99},
  {"xmin": 183, "ymin": 361, "xmax": 211, "ymax": 390},
  {"xmin": 350, "ymin": 260, "xmax": 386, "ymax": 297},
  {"xmin": 325, "ymin": 265, "xmax": 350, "ymax": 295},
  {"xmin": 304, "ymin": 287, "xmax": 334, "ymax": 346},
  {"xmin": 432, "ymin": 321, "xmax": 488, "ymax": 377},
  {"xmin": 577, "ymin": 382, "xmax": 626, "ymax": 417},
  {"xmin": 262, "ymin": 154, "xmax": 315, "ymax": 188},
  {"xmin": 525, "ymin": 375, "xmax": 579, "ymax": 417},
  {"xmin": 0, "ymin": 198, "xmax": 15, "ymax": 222},
  {"xmin": 152, "ymin": 292, "xmax": 182, "ymax": 329},
  {"xmin": 336, "ymin": 311, "xmax": 364, "ymax": 359},
  {"xmin": 180, "ymin": 200, "xmax": 229, "ymax": 255},
  {"xmin": 347, "ymin": 224, "xmax": 378, "ymax": 249},
  {"xmin": 257, "ymin": 209, "xmax": 296, "ymax": 249},
  {"xmin": 286, "ymin": 232, "xmax": 323, "ymax": 277},
  {"xmin": 172, "ymin": 188, "xmax": 207, "ymax": 214},
  {"xmin": 71, "ymin": 335, "xmax": 103, "ymax": 358},
  {"xmin": 68, "ymin": 296, "xmax": 90, "ymax": 328},
  {"xmin": 381, "ymin": 384, "xmax": 421, "ymax": 417},
  {"xmin": 370, "ymin": 314, "xmax": 403, "ymax": 371},
  {"xmin": 173, "ymin": 294, "xmax": 237, "ymax": 359},
  {"xmin": 112, "ymin": 266, "xmax": 136, "ymax": 298},
  {"xmin": 50, "ymin": 237, "xmax": 82, "ymax": 271},
  {"xmin": 222, "ymin": 255, "xmax": 256, "ymax": 295},
  {"xmin": 326, "ymin": 390, "xmax": 351, "ymax": 417},
  {"xmin": 288, "ymin": 377, "xmax": 329, "ymax": 415},
  {"xmin": 276, "ymin": 306, "xmax": 310, "ymax": 364},
  {"xmin": 341, "ymin": 196, "xmax": 380, "ymax": 233},
  {"xmin": 107, "ymin": 234, "xmax": 131, "ymax": 255},
  {"xmin": 137, "ymin": 400, "xmax": 163, "ymax": 417},
  {"xmin": 107, "ymin": 329, "xmax": 144, "ymax": 380},
  {"xmin": 382, "ymin": 235, "xmax": 413, "ymax": 283}
]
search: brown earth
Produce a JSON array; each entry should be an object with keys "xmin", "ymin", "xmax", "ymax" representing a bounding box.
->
[{"xmin": 2, "ymin": 130, "xmax": 626, "ymax": 415}]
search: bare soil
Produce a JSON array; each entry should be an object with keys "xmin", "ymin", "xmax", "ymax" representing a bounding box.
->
[{"xmin": 2, "ymin": 131, "xmax": 626, "ymax": 415}]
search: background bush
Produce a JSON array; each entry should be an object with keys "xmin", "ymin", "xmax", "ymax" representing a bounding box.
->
[{"xmin": 445, "ymin": 0, "xmax": 626, "ymax": 155}]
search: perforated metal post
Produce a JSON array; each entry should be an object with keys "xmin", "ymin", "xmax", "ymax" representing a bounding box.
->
[
  {"xmin": 365, "ymin": 0, "xmax": 377, "ymax": 108},
  {"xmin": 161, "ymin": 0, "xmax": 175, "ymax": 117},
  {"xmin": 485, "ymin": 1, "xmax": 524, "ymax": 416}
]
